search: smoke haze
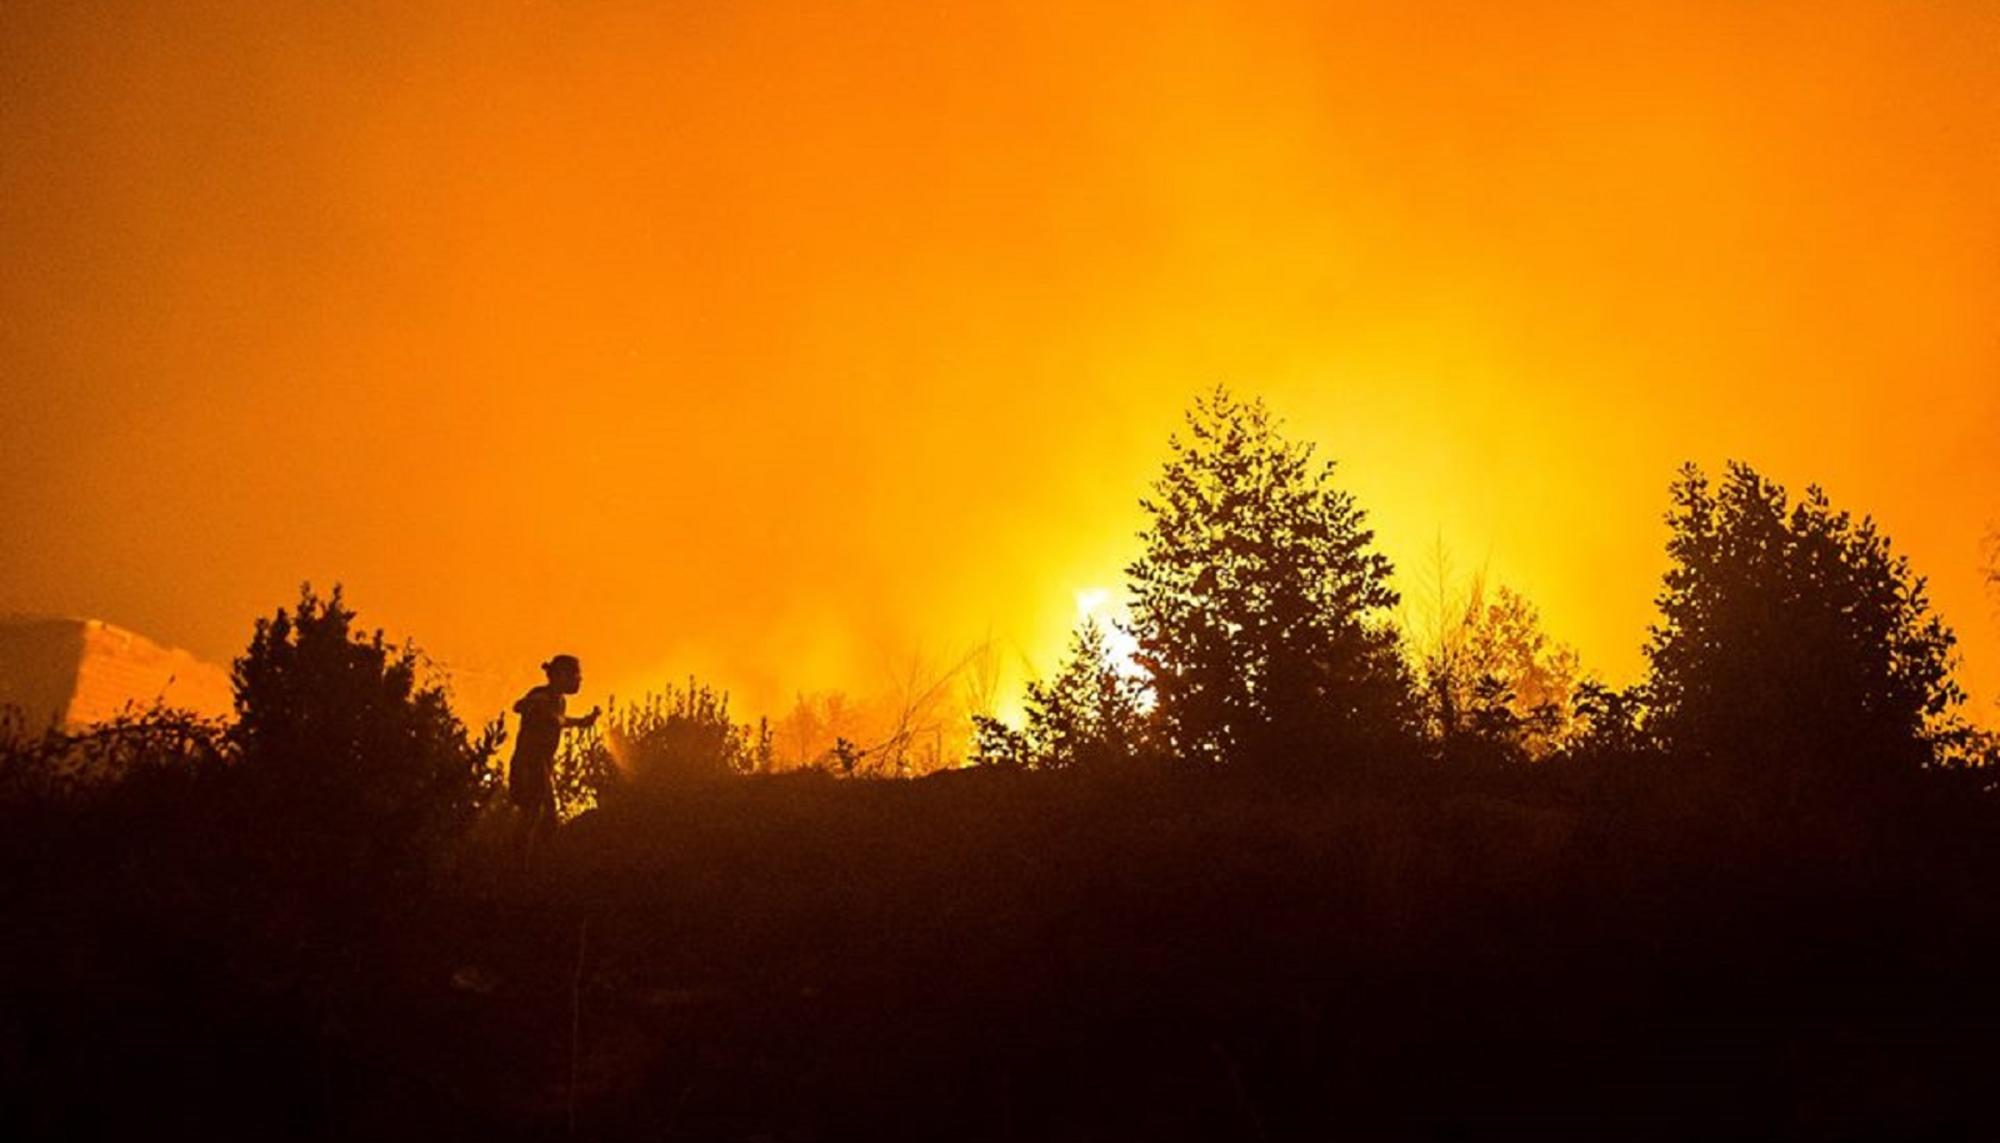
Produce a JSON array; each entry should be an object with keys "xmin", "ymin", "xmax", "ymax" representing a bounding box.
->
[{"xmin": 4, "ymin": 1, "xmax": 1996, "ymax": 727}]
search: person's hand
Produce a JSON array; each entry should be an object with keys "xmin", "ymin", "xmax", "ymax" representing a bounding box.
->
[{"xmin": 583, "ymin": 706, "xmax": 602, "ymax": 727}]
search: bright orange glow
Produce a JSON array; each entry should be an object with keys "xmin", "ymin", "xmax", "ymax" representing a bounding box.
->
[{"xmin": 3, "ymin": 2, "xmax": 1996, "ymax": 733}]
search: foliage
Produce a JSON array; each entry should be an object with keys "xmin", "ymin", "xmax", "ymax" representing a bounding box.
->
[
  {"xmin": 555, "ymin": 679, "xmax": 772, "ymax": 814},
  {"xmin": 1934, "ymin": 725, "xmax": 2000, "ymax": 787},
  {"xmin": 551, "ymin": 721, "xmax": 621, "ymax": 821},
  {"xmin": 1458, "ymin": 586, "xmax": 1580, "ymax": 755},
  {"xmin": 0, "ymin": 704, "xmax": 228, "ymax": 807},
  {"xmin": 1567, "ymin": 679, "xmax": 1651, "ymax": 757},
  {"xmin": 971, "ymin": 619, "xmax": 1148, "ymax": 770},
  {"xmin": 1126, "ymin": 387, "xmax": 1413, "ymax": 771},
  {"xmin": 1645, "ymin": 463, "xmax": 1963, "ymax": 793},
  {"xmin": 1411, "ymin": 563, "xmax": 1581, "ymax": 761},
  {"xmin": 230, "ymin": 584, "xmax": 501, "ymax": 877},
  {"xmin": 968, "ymin": 714, "xmax": 1029, "ymax": 770}
]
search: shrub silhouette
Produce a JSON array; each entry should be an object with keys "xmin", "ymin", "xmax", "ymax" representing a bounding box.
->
[
  {"xmin": 1645, "ymin": 463, "xmax": 1963, "ymax": 797},
  {"xmin": 1569, "ymin": 678, "xmax": 1650, "ymax": 757},
  {"xmin": 551, "ymin": 720, "xmax": 621, "ymax": 819},
  {"xmin": 0, "ymin": 704, "xmax": 227, "ymax": 807},
  {"xmin": 230, "ymin": 584, "xmax": 500, "ymax": 881},
  {"xmin": 1126, "ymin": 387, "xmax": 1413, "ymax": 772},
  {"xmin": 972, "ymin": 618, "xmax": 1148, "ymax": 770},
  {"xmin": 556, "ymin": 679, "xmax": 771, "ymax": 809}
]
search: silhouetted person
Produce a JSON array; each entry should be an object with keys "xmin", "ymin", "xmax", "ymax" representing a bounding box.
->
[{"xmin": 510, "ymin": 654, "xmax": 600, "ymax": 870}]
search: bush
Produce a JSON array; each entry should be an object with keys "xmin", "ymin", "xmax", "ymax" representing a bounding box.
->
[
  {"xmin": 230, "ymin": 584, "xmax": 500, "ymax": 882},
  {"xmin": 0, "ymin": 705, "xmax": 228, "ymax": 808},
  {"xmin": 555, "ymin": 679, "xmax": 771, "ymax": 813}
]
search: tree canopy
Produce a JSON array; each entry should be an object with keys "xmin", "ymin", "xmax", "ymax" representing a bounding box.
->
[
  {"xmin": 972, "ymin": 618, "xmax": 1147, "ymax": 771},
  {"xmin": 1645, "ymin": 462, "xmax": 1963, "ymax": 792},
  {"xmin": 1126, "ymin": 387, "xmax": 1411, "ymax": 771}
]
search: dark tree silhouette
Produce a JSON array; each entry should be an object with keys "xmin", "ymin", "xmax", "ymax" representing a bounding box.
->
[
  {"xmin": 1126, "ymin": 388, "xmax": 1412, "ymax": 771},
  {"xmin": 1569, "ymin": 678, "xmax": 1649, "ymax": 757},
  {"xmin": 231, "ymin": 584, "xmax": 499, "ymax": 877},
  {"xmin": 971, "ymin": 618, "xmax": 1147, "ymax": 770},
  {"xmin": 1645, "ymin": 463, "xmax": 1962, "ymax": 795}
]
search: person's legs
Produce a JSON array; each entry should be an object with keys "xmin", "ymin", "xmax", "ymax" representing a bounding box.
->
[
  {"xmin": 510, "ymin": 789, "xmax": 543, "ymax": 875},
  {"xmin": 520, "ymin": 792, "xmax": 557, "ymax": 875}
]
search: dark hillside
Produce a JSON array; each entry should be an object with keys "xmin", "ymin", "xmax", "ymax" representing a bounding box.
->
[{"xmin": 11, "ymin": 758, "xmax": 2000, "ymax": 1140}]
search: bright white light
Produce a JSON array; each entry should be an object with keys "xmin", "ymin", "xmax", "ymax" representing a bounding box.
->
[
  {"xmin": 1073, "ymin": 586, "xmax": 1144, "ymax": 679},
  {"xmin": 1074, "ymin": 587, "xmax": 1111, "ymax": 619}
]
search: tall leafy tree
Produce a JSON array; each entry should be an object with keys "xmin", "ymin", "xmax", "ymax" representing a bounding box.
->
[
  {"xmin": 1645, "ymin": 463, "xmax": 1962, "ymax": 793},
  {"xmin": 1126, "ymin": 388, "xmax": 1411, "ymax": 770}
]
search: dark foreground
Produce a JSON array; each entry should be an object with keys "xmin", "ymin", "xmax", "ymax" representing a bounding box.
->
[{"xmin": 7, "ymin": 762, "xmax": 2000, "ymax": 1140}]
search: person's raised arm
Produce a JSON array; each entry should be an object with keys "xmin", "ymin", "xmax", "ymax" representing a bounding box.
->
[{"xmin": 565, "ymin": 705, "xmax": 602, "ymax": 729}]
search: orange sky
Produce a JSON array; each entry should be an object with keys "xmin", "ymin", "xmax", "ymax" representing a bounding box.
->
[{"xmin": 3, "ymin": 1, "xmax": 1996, "ymax": 732}]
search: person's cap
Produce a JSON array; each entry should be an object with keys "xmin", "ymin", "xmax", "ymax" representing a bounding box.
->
[{"xmin": 542, "ymin": 654, "xmax": 581, "ymax": 674}]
